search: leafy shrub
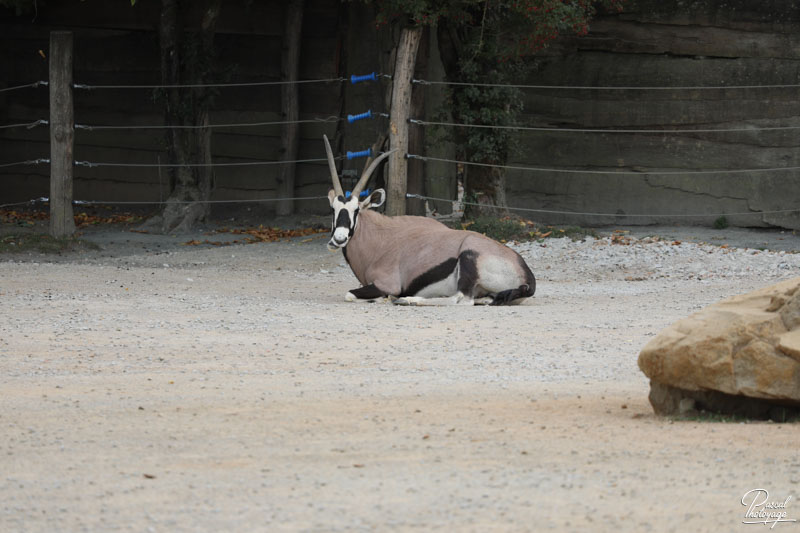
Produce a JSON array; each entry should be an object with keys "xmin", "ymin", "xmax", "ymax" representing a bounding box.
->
[{"xmin": 713, "ymin": 216, "xmax": 729, "ymax": 230}]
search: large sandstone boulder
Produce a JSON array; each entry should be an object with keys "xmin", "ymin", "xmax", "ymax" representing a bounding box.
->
[{"xmin": 638, "ymin": 278, "xmax": 800, "ymax": 419}]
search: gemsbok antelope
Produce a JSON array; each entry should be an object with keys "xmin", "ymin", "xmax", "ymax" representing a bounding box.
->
[{"xmin": 324, "ymin": 135, "xmax": 536, "ymax": 305}]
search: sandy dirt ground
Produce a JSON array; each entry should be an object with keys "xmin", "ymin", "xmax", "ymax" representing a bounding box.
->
[{"xmin": 1, "ymin": 221, "xmax": 800, "ymax": 532}]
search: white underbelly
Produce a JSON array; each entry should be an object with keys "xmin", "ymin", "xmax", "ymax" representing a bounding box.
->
[{"xmin": 413, "ymin": 268, "xmax": 459, "ymax": 298}]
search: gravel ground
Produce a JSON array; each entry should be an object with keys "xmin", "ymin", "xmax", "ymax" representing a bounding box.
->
[{"xmin": 1, "ymin": 222, "xmax": 800, "ymax": 532}]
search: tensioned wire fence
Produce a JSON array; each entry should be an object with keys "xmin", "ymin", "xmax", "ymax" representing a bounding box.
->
[
  {"xmin": 0, "ymin": 74, "xmax": 387, "ymax": 209},
  {"xmin": 2, "ymin": 73, "xmax": 800, "ymax": 219}
]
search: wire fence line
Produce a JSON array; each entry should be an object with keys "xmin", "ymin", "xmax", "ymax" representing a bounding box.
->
[
  {"xmin": 1, "ymin": 117, "xmax": 341, "ymax": 131},
  {"xmin": 4, "ymin": 191, "xmax": 798, "ymax": 219},
  {"xmin": 4, "ymin": 72, "xmax": 800, "ymax": 219},
  {"xmin": 412, "ymin": 78, "xmax": 800, "ymax": 91},
  {"xmin": 406, "ymin": 154, "xmax": 800, "ymax": 176},
  {"xmin": 409, "ymin": 118, "xmax": 800, "ymax": 134},
  {"xmin": 71, "ymin": 73, "xmax": 394, "ymax": 90},
  {"xmin": 72, "ymin": 77, "xmax": 349, "ymax": 90},
  {"xmin": 406, "ymin": 193, "xmax": 800, "ymax": 219},
  {"xmin": 0, "ymin": 119, "xmax": 48, "ymax": 130},
  {"xmin": 74, "ymin": 116, "xmax": 341, "ymax": 131},
  {"xmin": 67, "ymin": 195, "xmax": 328, "ymax": 205},
  {"xmin": 9, "ymin": 76, "xmax": 800, "ymax": 93},
  {"xmin": 5, "ymin": 153, "xmax": 800, "ymax": 176},
  {"xmin": 9, "ymin": 116, "xmax": 800, "ymax": 134},
  {"xmin": 0, "ymin": 81, "xmax": 48, "ymax": 93},
  {"xmin": 2, "ymin": 190, "xmax": 795, "ymax": 219},
  {"xmin": 0, "ymin": 158, "xmax": 50, "ymax": 168},
  {"xmin": 74, "ymin": 157, "xmax": 339, "ymax": 169},
  {"xmin": 0, "ymin": 195, "xmax": 329, "ymax": 210},
  {"xmin": 0, "ymin": 156, "xmax": 339, "ymax": 169},
  {"xmin": 0, "ymin": 116, "xmax": 344, "ymax": 131},
  {"xmin": 0, "ymin": 200, "xmax": 39, "ymax": 209}
]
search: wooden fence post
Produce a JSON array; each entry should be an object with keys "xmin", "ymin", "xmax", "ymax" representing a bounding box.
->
[
  {"xmin": 386, "ymin": 26, "xmax": 422, "ymax": 217},
  {"xmin": 49, "ymin": 31, "xmax": 76, "ymax": 238},
  {"xmin": 406, "ymin": 27, "xmax": 428, "ymax": 216}
]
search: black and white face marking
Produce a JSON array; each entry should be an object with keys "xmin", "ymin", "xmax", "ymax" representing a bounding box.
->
[{"xmin": 327, "ymin": 191, "xmax": 360, "ymax": 250}]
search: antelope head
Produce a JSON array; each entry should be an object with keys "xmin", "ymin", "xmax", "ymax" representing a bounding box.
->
[{"xmin": 324, "ymin": 135, "xmax": 394, "ymax": 251}]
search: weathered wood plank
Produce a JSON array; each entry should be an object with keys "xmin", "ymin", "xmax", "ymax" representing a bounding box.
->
[
  {"xmin": 387, "ymin": 26, "xmax": 422, "ymax": 216},
  {"xmin": 49, "ymin": 31, "xmax": 76, "ymax": 238}
]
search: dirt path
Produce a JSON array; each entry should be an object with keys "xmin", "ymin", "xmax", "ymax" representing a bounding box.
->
[{"xmin": 1, "ymin": 225, "xmax": 799, "ymax": 532}]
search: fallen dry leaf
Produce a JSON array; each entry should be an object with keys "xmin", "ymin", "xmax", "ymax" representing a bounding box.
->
[{"xmin": 0, "ymin": 209, "xmax": 143, "ymax": 228}]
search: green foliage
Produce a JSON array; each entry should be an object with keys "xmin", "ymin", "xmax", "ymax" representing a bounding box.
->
[
  {"xmin": 372, "ymin": 0, "xmax": 469, "ymax": 28},
  {"xmin": 547, "ymin": 225, "xmax": 598, "ymax": 240},
  {"xmin": 371, "ymin": 0, "xmax": 626, "ymax": 202},
  {"xmin": 463, "ymin": 215, "xmax": 529, "ymax": 242},
  {"xmin": 713, "ymin": 215, "xmax": 729, "ymax": 230},
  {"xmin": 373, "ymin": 0, "xmax": 625, "ymax": 55},
  {"xmin": 448, "ymin": 57, "xmax": 526, "ymax": 165},
  {"xmin": 457, "ymin": 215, "xmax": 597, "ymax": 242}
]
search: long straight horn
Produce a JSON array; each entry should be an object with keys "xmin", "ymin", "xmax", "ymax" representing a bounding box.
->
[
  {"xmin": 323, "ymin": 134, "xmax": 343, "ymax": 197},
  {"xmin": 352, "ymin": 148, "xmax": 397, "ymax": 197}
]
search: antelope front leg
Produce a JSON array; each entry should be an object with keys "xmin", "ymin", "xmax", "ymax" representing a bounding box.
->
[{"xmin": 345, "ymin": 283, "xmax": 389, "ymax": 303}]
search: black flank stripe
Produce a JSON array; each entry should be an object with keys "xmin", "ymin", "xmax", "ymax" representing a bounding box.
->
[{"xmin": 401, "ymin": 257, "xmax": 458, "ymax": 297}]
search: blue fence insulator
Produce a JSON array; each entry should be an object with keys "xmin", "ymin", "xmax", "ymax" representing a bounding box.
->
[
  {"xmin": 350, "ymin": 72, "xmax": 378, "ymax": 84},
  {"xmin": 347, "ymin": 110, "xmax": 373, "ymax": 123},
  {"xmin": 346, "ymin": 148, "xmax": 372, "ymax": 160},
  {"xmin": 345, "ymin": 189, "xmax": 371, "ymax": 199}
]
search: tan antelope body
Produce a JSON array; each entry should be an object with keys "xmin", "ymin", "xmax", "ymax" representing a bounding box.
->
[{"xmin": 323, "ymin": 135, "xmax": 535, "ymax": 306}]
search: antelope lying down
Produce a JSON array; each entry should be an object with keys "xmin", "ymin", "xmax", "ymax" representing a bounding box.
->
[{"xmin": 323, "ymin": 135, "xmax": 535, "ymax": 306}]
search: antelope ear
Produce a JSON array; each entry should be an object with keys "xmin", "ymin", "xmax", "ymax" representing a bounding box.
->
[
  {"xmin": 360, "ymin": 188, "xmax": 386, "ymax": 209},
  {"xmin": 327, "ymin": 189, "xmax": 337, "ymax": 206}
]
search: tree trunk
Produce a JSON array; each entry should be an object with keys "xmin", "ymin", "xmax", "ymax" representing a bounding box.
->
[
  {"xmin": 160, "ymin": 0, "xmax": 182, "ymax": 191},
  {"xmin": 48, "ymin": 31, "xmax": 76, "ymax": 238},
  {"xmin": 276, "ymin": 0, "xmax": 304, "ymax": 217},
  {"xmin": 191, "ymin": 0, "xmax": 220, "ymax": 209},
  {"xmin": 142, "ymin": 0, "xmax": 220, "ymax": 234},
  {"xmin": 464, "ymin": 165, "xmax": 508, "ymax": 218},
  {"xmin": 386, "ymin": 25, "xmax": 422, "ymax": 217}
]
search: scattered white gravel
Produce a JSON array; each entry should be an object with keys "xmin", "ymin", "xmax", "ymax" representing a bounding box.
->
[
  {"xmin": 511, "ymin": 234, "xmax": 800, "ymax": 282},
  {"xmin": 2, "ymin": 226, "xmax": 800, "ymax": 532}
]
